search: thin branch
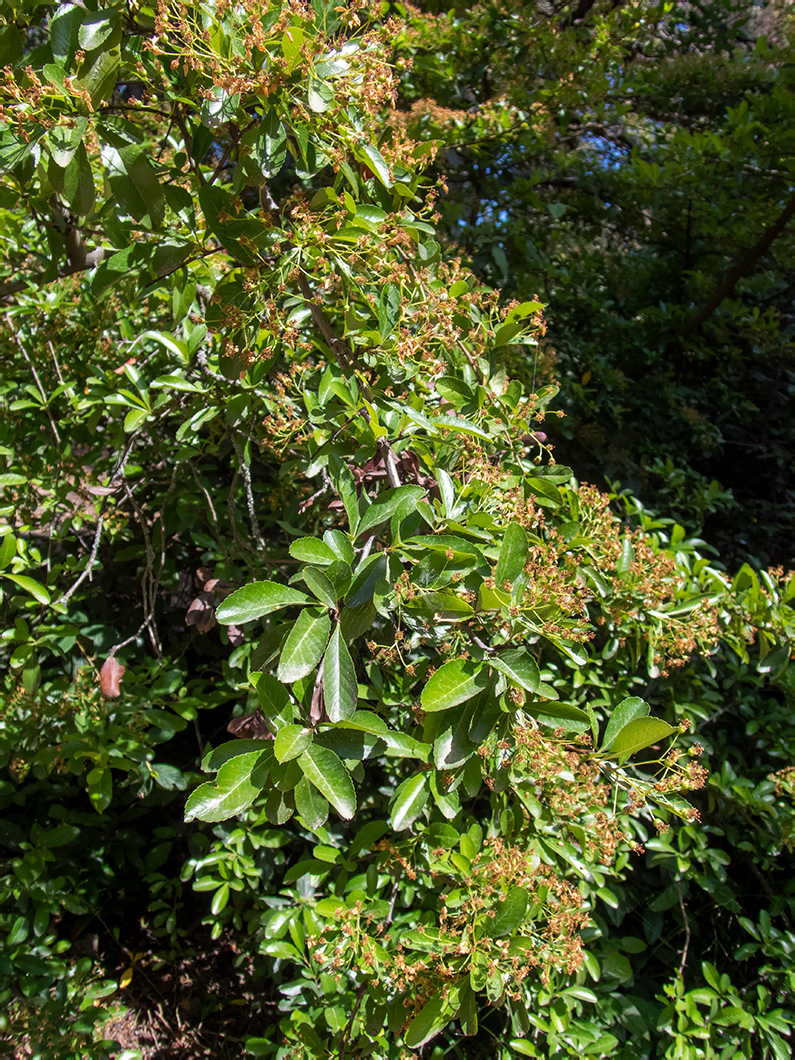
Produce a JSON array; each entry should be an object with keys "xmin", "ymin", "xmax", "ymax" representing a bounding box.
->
[
  {"xmin": 56, "ymin": 438, "xmax": 137, "ymax": 606},
  {"xmin": 6, "ymin": 319, "xmax": 61, "ymax": 447},
  {"xmin": 377, "ymin": 436, "xmax": 402, "ymax": 489},
  {"xmin": 230, "ymin": 431, "xmax": 265, "ymax": 550},
  {"xmin": 676, "ymin": 876, "xmax": 691, "ymax": 978},
  {"xmin": 679, "ymin": 195, "xmax": 795, "ymax": 339},
  {"xmin": 298, "ymin": 272, "xmax": 354, "ymax": 374}
]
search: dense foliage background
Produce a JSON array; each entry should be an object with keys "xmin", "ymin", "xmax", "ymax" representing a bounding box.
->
[{"xmin": 0, "ymin": 1, "xmax": 793, "ymax": 1058}]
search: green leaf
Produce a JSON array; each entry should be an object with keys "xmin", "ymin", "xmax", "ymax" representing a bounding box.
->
[
  {"xmin": 78, "ymin": 10, "xmax": 119, "ymax": 50},
  {"xmin": 2, "ymin": 573, "xmax": 50, "ymax": 604},
  {"xmin": 184, "ymin": 749, "xmax": 271, "ymax": 822},
  {"xmin": 389, "ymin": 773, "xmax": 429, "ymax": 830},
  {"xmin": 328, "ymin": 453, "xmax": 360, "ymax": 535},
  {"xmin": 294, "ymin": 775, "xmax": 329, "ymax": 829},
  {"xmin": 103, "ymin": 144, "xmax": 164, "ymax": 228},
  {"xmin": 355, "ymin": 141, "xmax": 392, "ymax": 187},
  {"xmin": 356, "ymin": 485, "xmax": 426, "ymax": 539},
  {"xmin": 277, "ymin": 608, "xmax": 331, "ymax": 683},
  {"xmin": 274, "ymin": 724, "xmax": 313, "ymax": 763},
  {"xmin": 323, "ymin": 625, "xmax": 357, "ymax": 722},
  {"xmin": 289, "ymin": 536, "xmax": 338, "ymax": 565},
  {"xmin": 298, "ymin": 745, "xmax": 356, "ymax": 819},
  {"xmin": 302, "ymin": 566, "xmax": 338, "ymax": 609},
  {"xmin": 404, "ymin": 590, "xmax": 474, "ymax": 621},
  {"xmin": 601, "ymin": 697, "xmax": 649, "ymax": 750},
  {"xmin": 494, "ymin": 522, "xmax": 528, "ymax": 587},
  {"xmin": 607, "ymin": 717, "xmax": 677, "ymax": 759},
  {"xmin": 490, "ymin": 887, "xmax": 528, "ymax": 937},
  {"xmin": 421, "ymin": 658, "xmax": 490, "ymax": 712},
  {"xmin": 217, "ymin": 581, "xmax": 309, "ymax": 624},
  {"xmin": 323, "ymin": 529, "xmax": 355, "ymax": 565},
  {"xmin": 488, "ymin": 649, "xmax": 539, "ymax": 693},
  {"xmin": 86, "ymin": 765, "xmax": 113, "ymax": 812},
  {"xmin": 0, "ymin": 533, "xmax": 17, "ymax": 569},
  {"xmin": 527, "ymin": 700, "xmax": 590, "ymax": 724},
  {"xmin": 253, "ymin": 109, "xmax": 287, "ymax": 178},
  {"xmin": 404, "ymin": 993, "xmax": 459, "ymax": 1049}
]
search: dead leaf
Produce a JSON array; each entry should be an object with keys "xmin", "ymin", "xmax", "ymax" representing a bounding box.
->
[
  {"xmin": 227, "ymin": 711, "xmax": 272, "ymax": 739},
  {"xmin": 99, "ymin": 656, "xmax": 125, "ymax": 698},
  {"xmin": 186, "ymin": 591, "xmax": 216, "ymax": 633}
]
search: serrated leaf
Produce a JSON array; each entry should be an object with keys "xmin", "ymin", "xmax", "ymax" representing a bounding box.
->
[
  {"xmin": 2, "ymin": 573, "xmax": 50, "ymax": 604},
  {"xmin": 494, "ymin": 522, "xmax": 528, "ymax": 587},
  {"xmin": 488, "ymin": 648, "xmax": 539, "ymax": 693},
  {"xmin": 355, "ymin": 141, "xmax": 392, "ymax": 187},
  {"xmin": 302, "ymin": 566, "xmax": 338, "ymax": 608},
  {"xmin": 298, "ymin": 744, "xmax": 356, "ymax": 819},
  {"xmin": 217, "ymin": 581, "xmax": 309, "ymax": 624},
  {"xmin": 601, "ymin": 696, "xmax": 649, "ymax": 750},
  {"xmin": 294, "ymin": 774, "xmax": 329, "ymax": 829},
  {"xmin": 404, "ymin": 992, "xmax": 459, "ymax": 1049},
  {"xmin": 289, "ymin": 536, "xmax": 338, "ymax": 565},
  {"xmin": 277, "ymin": 608, "xmax": 331, "ymax": 683},
  {"xmin": 356, "ymin": 485, "xmax": 426, "ymax": 539},
  {"xmin": 389, "ymin": 773, "xmax": 429, "ymax": 830},
  {"xmin": 184, "ymin": 749, "xmax": 271, "ymax": 822},
  {"xmin": 274, "ymin": 724, "xmax": 313, "ymax": 763},
  {"xmin": 421, "ymin": 658, "xmax": 490, "ymax": 712},
  {"xmin": 323, "ymin": 625, "xmax": 357, "ymax": 722},
  {"xmin": 608, "ymin": 717, "xmax": 677, "ymax": 759},
  {"xmin": 527, "ymin": 700, "xmax": 589, "ymax": 724},
  {"xmin": 490, "ymin": 887, "xmax": 528, "ymax": 937}
]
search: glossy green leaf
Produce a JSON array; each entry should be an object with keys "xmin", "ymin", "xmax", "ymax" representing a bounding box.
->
[
  {"xmin": 323, "ymin": 625, "xmax": 357, "ymax": 722},
  {"xmin": 404, "ymin": 990, "xmax": 459, "ymax": 1049},
  {"xmin": 490, "ymin": 887, "xmax": 528, "ymax": 937},
  {"xmin": 103, "ymin": 144, "xmax": 164, "ymax": 228},
  {"xmin": 607, "ymin": 717, "xmax": 677, "ymax": 759},
  {"xmin": 277, "ymin": 608, "xmax": 331, "ymax": 683},
  {"xmin": 302, "ymin": 565, "xmax": 338, "ymax": 608},
  {"xmin": 274, "ymin": 724, "xmax": 313, "ymax": 763},
  {"xmin": 389, "ymin": 773, "xmax": 428, "ymax": 830},
  {"xmin": 355, "ymin": 141, "xmax": 392, "ymax": 187},
  {"xmin": 601, "ymin": 697, "xmax": 649, "ymax": 750},
  {"xmin": 421, "ymin": 658, "xmax": 490, "ymax": 712},
  {"xmin": 184, "ymin": 749, "xmax": 271, "ymax": 822},
  {"xmin": 494, "ymin": 522, "xmax": 528, "ymax": 587},
  {"xmin": 488, "ymin": 648, "xmax": 540, "ymax": 693},
  {"xmin": 2, "ymin": 573, "xmax": 50, "ymax": 604},
  {"xmin": 217, "ymin": 581, "xmax": 309, "ymax": 624},
  {"xmin": 356, "ymin": 485, "xmax": 426, "ymax": 539},
  {"xmin": 289, "ymin": 536, "xmax": 338, "ymax": 565},
  {"xmin": 298, "ymin": 744, "xmax": 356, "ymax": 819},
  {"xmin": 293, "ymin": 775, "xmax": 329, "ymax": 829}
]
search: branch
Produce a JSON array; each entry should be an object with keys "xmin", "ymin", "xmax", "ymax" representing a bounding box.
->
[
  {"xmin": 297, "ymin": 272, "xmax": 355, "ymax": 374},
  {"xmin": 679, "ymin": 195, "xmax": 795, "ymax": 339}
]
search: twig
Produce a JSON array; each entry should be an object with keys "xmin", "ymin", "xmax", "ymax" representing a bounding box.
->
[
  {"xmin": 337, "ymin": 982, "xmax": 368, "ymax": 1060},
  {"xmin": 377, "ymin": 436, "xmax": 402, "ymax": 489},
  {"xmin": 56, "ymin": 438, "xmax": 137, "ymax": 606},
  {"xmin": 121, "ymin": 481, "xmax": 163, "ymax": 659},
  {"xmin": 47, "ymin": 339, "xmax": 65, "ymax": 386},
  {"xmin": 230, "ymin": 431, "xmax": 265, "ymax": 550},
  {"xmin": 676, "ymin": 876, "xmax": 690, "ymax": 978},
  {"xmin": 6, "ymin": 318, "xmax": 61, "ymax": 447}
]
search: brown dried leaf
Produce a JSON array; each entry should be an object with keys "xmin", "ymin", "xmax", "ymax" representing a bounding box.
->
[
  {"xmin": 227, "ymin": 711, "xmax": 273, "ymax": 740},
  {"xmin": 99, "ymin": 656, "xmax": 125, "ymax": 698},
  {"xmin": 186, "ymin": 592, "xmax": 216, "ymax": 633}
]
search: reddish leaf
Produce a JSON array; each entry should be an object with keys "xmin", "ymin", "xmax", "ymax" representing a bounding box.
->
[
  {"xmin": 99, "ymin": 656, "xmax": 125, "ymax": 698},
  {"xmin": 227, "ymin": 710, "xmax": 272, "ymax": 740}
]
